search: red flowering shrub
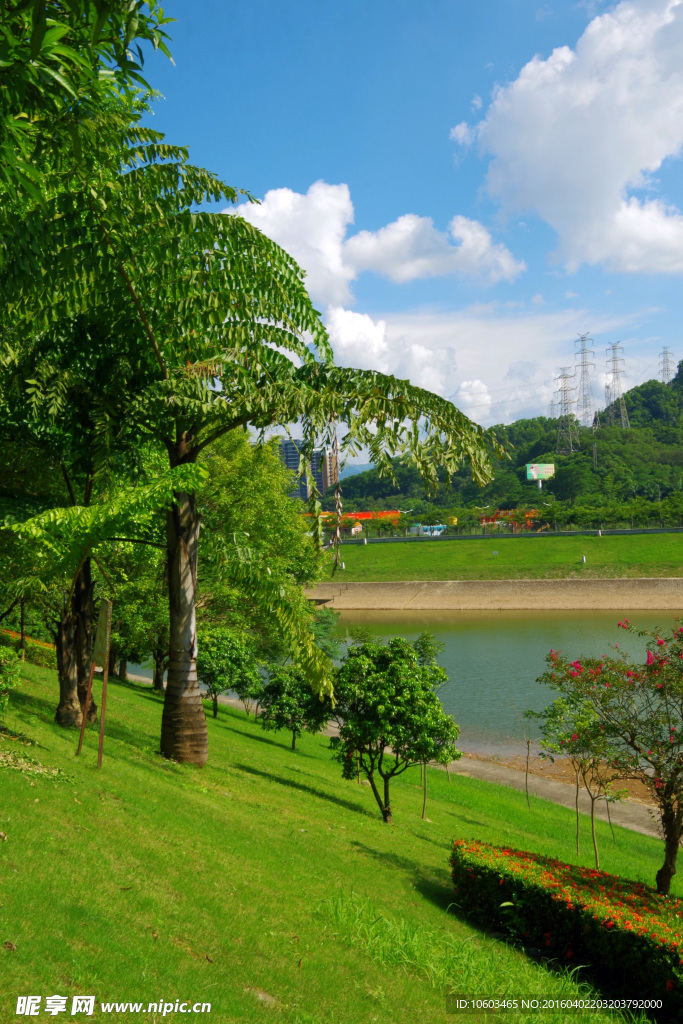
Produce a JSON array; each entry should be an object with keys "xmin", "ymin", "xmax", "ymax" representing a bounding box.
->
[{"xmin": 451, "ymin": 839, "xmax": 683, "ymax": 1014}]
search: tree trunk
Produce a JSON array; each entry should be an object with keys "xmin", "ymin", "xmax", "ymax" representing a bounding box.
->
[
  {"xmin": 291, "ymin": 730, "xmax": 296, "ymax": 751},
  {"xmin": 575, "ymin": 769, "xmax": 580, "ymax": 856},
  {"xmin": 74, "ymin": 558, "xmax": 97, "ymax": 721},
  {"xmin": 108, "ymin": 644, "xmax": 118, "ymax": 680},
  {"xmin": 118, "ymin": 658, "xmax": 127, "ymax": 681},
  {"xmin": 422, "ymin": 761, "xmax": 427, "ymax": 820},
  {"xmin": 152, "ymin": 647, "xmax": 166, "ymax": 691},
  {"xmin": 590, "ymin": 794, "xmax": 600, "ymax": 870},
  {"xmin": 367, "ymin": 771, "xmax": 392, "ymax": 823},
  {"xmin": 55, "ymin": 606, "xmax": 81, "ymax": 727},
  {"xmin": 212, "ymin": 694, "xmax": 218, "ymax": 718},
  {"xmin": 655, "ymin": 802, "xmax": 682, "ymax": 895},
  {"xmin": 382, "ymin": 776, "xmax": 392, "ymax": 824},
  {"xmin": 160, "ymin": 487, "xmax": 207, "ymax": 765}
]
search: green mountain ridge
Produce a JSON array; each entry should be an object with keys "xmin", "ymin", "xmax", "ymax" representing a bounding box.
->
[{"xmin": 326, "ymin": 364, "xmax": 683, "ymax": 514}]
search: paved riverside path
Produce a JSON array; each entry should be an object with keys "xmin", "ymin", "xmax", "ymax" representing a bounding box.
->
[{"xmin": 445, "ymin": 755, "xmax": 659, "ymax": 839}]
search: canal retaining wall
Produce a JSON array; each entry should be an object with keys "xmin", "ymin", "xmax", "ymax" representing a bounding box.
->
[{"xmin": 307, "ymin": 578, "xmax": 683, "ymax": 610}]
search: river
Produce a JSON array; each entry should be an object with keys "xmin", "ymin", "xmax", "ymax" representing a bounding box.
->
[{"xmin": 335, "ymin": 610, "xmax": 673, "ymax": 756}]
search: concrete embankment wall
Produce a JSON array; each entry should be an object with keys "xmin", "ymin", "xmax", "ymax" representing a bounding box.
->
[{"xmin": 307, "ymin": 578, "xmax": 683, "ymax": 611}]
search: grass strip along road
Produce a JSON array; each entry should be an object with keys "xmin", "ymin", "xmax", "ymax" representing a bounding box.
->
[{"xmin": 324, "ymin": 532, "xmax": 683, "ymax": 582}]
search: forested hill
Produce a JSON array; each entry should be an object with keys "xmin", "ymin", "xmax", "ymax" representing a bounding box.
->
[{"xmin": 328, "ymin": 363, "xmax": 683, "ymax": 512}]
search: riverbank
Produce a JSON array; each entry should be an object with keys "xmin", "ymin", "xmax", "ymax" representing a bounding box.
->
[{"xmin": 308, "ymin": 577, "xmax": 683, "ymax": 609}]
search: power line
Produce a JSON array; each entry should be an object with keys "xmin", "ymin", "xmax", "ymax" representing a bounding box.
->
[
  {"xmin": 555, "ymin": 366, "xmax": 579, "ymax": 454},
  {"xmin": 659, "ymin": 346, "xmax": 676, "ymax": 385},
  {"xmin": 606, "ymin": 342, "xmax": 630, "ymax": 429},
  {"xmin": 574, "ymin": 332, "xmax": 595, "ymax": 428}
]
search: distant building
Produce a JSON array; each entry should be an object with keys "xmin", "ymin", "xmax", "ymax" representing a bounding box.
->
[
  {"xmin": 278, "ymin": 438, "xmax": 338, "ymax": 501},
  {"xmin": 407, "ymin": 523, "xmax": 447, "ymax": 537}
]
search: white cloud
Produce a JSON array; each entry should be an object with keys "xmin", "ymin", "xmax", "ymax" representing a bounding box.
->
[
  {"xmin": 325, "ymin": 303, "xmax": 643, "ymax": 425},
  {"xmin": 450, "ymin": 122, "xmax": 476, "ymax": 146},
  {"xmin": 233, "ymin": 180, "xmax": 524, "ymax": 307},
  {"xmin": 456, "ymin": 380, "xmax": 492, "ymax": 419},
  {"xmin": 345, "ymin": 214, "xmax": 525, "ymax": 285},
  {"xmin": 453, "ymin": 0, "xmax": 683, "ymax": 274},
  {"xmin": 325, "ymin": 307, "xmax": 456, "ymax": 397},
  {"xmin": 325, "ymin": 307, "xmax": 390, "ymax": 372},
  {"xmin": 235, "ymin": 181, "xmax": 356, "ymax": 306}
]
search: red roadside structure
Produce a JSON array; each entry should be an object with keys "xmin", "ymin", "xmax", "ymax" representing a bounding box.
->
[{"xmin": 304, "ymin": 510, "xmax": 402, "ymax": 534}]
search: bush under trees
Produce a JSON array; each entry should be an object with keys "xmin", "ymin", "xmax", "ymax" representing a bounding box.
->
[
  {"xmin": 0, "ymin": 647, "xmax": 19, "ymax": 718},
  {"xmin": 331, "ymin": 637, "xmax": 460, "ymax": 823},
  {"xmin": 259, "ymin": 665, "xmax": 333, "ymax": 750},
  {"xmin": 196, "ymin": 627, "xmax": 261, "ymax": 719}
]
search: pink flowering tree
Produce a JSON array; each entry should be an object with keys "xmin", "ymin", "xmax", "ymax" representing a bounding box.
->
[{"xmin": 536, "ymin": 623, "xmax": 683, "ymax": 895}]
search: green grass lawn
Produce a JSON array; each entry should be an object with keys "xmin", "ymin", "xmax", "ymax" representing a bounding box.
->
[
  {"xmin": 323, "ymin": 532, "xmax": 683, "ymax": 582},
  {"xmin": 1, "ymin": 664, "xmax": 678, "ymax": 1023}
]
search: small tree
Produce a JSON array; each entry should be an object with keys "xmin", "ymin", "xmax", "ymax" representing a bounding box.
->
[
  {"xmin": 259, "ymin": 665, "xmax": 333, "ymax": 750},
  {"xmin": 537, "ymin": 623, "xmax": 683, "ymax": 894},
  {"xmin": 527, "ymin": 696, "xmax": 624, "ymax": 868},
  {"xmin": 331, "ymin": 638, "xmax": 460, "ymax": 823},
  {"xmin": 196, "ymin": 627, "xmax": 260, "ymax": 719}
]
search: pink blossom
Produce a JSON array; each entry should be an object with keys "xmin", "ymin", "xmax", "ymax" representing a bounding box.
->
[
  {"xmin": 656, "ymin": 638, "xmax": 666, "ymax": 647},
  {"xmin": 647, "ymin": 651, "xmax": 655, "ymax": 666},
  {"xmin": 571, "ymin": 733, "xmax": 578, "ymax": 741}
]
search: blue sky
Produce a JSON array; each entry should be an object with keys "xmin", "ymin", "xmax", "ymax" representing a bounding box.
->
[{"xmin": 144, "ymin": 0, "xmax": 683, "ymax": 426}]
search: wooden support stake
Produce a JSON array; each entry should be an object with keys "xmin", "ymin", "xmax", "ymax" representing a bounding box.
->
[
  {"xmin": 97, "ymin": 660, "xmax": 109, "ymax": 769},
  {"xmin": 76, "ymin": 660, "xmax": 97, "ymax": 756}
]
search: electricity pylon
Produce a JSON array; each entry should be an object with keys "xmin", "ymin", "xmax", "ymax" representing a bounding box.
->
[
  {"xmin": 659, "ymin": 346, "xmax": 676, "ymax": 385},
  {"xmin": 606, "ymin": 343, "xmax": 630, "ymax": 429},
  {"xmin": 604, "ymin": 382, "xmax": 614, "ymax": 427},
  {"xmin": 555, "ymin": 366, "xmax": 580, "ymax": 454},
  {"xmin": 574, "ymin": 332, "xmax": 595, "ymax": 427}
]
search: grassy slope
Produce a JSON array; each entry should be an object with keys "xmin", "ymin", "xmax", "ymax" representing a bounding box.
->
[
  {"xmin": 1, "ymin": 665, "xmax": 677, "ymax": 1024},
  {"xmin": 323, "ymin": 533, "xmax": 683, "ymax": 582}
]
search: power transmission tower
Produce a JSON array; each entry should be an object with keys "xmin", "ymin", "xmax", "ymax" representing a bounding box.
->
[
  {"xmin": 555, "ymin": 366, "xmax": 579, "ymax": 454},
  {"xmin": 549, "ymin": 397, "xmax": 556, "ymax": 419},
  {"xmin": 574, "ymin": 332, "xmax": 595, "ymax": 427},
  {"xmin": 606, "ymin": 343, "xmax": 630, "ymax": 429},
  {"xmin": 659, "ymin": 346, "xmax": 676, "ymax": 385},
  {"xmin": 604, "ymin": 382, "xmax": 614, "ymax": 426}
]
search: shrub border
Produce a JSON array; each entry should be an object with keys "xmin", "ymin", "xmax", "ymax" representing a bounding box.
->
[
  {"xmin": 450, "ymin": 839, "xmax": 683, "ymax": 1016},
  {"xmin": 0, "ymin": 631, "xmax": 55, "ymax": 670}
]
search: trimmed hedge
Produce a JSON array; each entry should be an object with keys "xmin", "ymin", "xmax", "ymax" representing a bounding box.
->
[
  {"xmin": 450, "ymin": 839, "xmax": 683, "ymax": 1016},
  {"xmin": 0, "ymin": 630, "xmax": 56, "ymax": 670}
]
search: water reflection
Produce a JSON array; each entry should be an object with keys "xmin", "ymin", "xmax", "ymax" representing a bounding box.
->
[{"xmin": 336, "ymin": 610, "xmax": 671, "ymax": 756}]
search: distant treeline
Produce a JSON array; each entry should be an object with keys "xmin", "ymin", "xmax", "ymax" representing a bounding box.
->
[{"xmin": 325, "ymin": 363, "xmax": 683, "ymax": 519}]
